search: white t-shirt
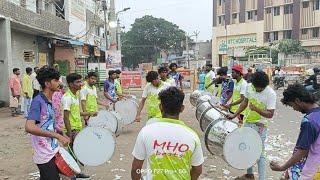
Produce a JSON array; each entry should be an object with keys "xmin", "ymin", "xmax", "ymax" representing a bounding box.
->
[
  {"xmin": 206, "ymin": 70, "xmax": 216, "ymax": 80},
  {"xmin": 132, "ymin": 118, "xmax": 204, "ymax": 179},
  {"xmin": 244, "ymin": 84, "xmax": 277, "ymax": 123},
  {"xmin": 234, "ymin": 78, "xmax": 248, "ymax": 95},
  {"xmin": 80, "ymin": 85, "xmax": 98, "ymax": 101},
  {"xmin": 142, "ymin": 82, "xmax": 170, "ymax": 98}
]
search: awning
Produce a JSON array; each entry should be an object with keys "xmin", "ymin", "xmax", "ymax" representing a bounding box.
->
[{"xmin": 53, "ymin": 37, "xmax": 84, "ymax": 46}]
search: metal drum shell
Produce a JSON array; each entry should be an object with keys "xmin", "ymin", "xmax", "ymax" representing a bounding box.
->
[
  {"xmin": 190, "ymin": 90, "xmax": 203, "ymax": 106},
  {"xmin": 195, "ymin": 101, "xmax": 212, "ymax": 121},
  {"xmin": 199, "ymin": 107, "xmax": 223, "ymax": 132}
]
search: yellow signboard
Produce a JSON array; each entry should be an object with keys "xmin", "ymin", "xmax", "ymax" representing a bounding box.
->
[{"xmin": 38, "ymin": 53, "xmax": 47, "ymax": 67}]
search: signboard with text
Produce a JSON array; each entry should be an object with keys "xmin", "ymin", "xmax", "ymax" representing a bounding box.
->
[
  {"xmin": 218, "ymin": 34, "xmax": 257, "ymax": 54},
  {"xmin": 120, "ymin": 71, "xmax": 142, "ymax": 88}
]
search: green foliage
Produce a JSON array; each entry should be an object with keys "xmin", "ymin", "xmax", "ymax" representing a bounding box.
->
[
  {"xmin": 276, "ymin": 39, "xmax": 307, "ymax": 55},
  {"xmin": 121, "ymin": 15, "xmax": 186, "ymax": 67}
]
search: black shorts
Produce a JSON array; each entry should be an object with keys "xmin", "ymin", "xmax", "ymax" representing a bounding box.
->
[{"xmin": 36, "ymin": 157, "xmax": 60, "ymax": 180}]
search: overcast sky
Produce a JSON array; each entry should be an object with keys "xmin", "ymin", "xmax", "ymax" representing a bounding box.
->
[{"xmin": 116, "ymin": 0, "xmax": 213, "ymax": 41}]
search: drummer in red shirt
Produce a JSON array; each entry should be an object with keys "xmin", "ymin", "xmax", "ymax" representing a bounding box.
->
[{"xmin": 25, "ymin": 67, "xmax": 70, "ymax": 180}]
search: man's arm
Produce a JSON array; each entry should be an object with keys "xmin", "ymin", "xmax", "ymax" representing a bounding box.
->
[
  {"xmin": 190, "ymin": 165, "xmax": 202, "ymax": 180},
  {"xmin": 228, "ymin": 94, "xmax": 245, "ymax": 107},
  {"xmin": 270, "ymin": 149, "xmax": 308, "ymax": 171},
  {"xmin": 135, "ymin": 98, "xmax": 146, "ymax": 122},
  {"xmin": 249, "ymin": 105, "xmax": 275, "ymax": 119},
  {"xmin": 131, "ymin": 158, "xmax": 144, "ymax": 180},
  {"xmin": 104, "ymin": 91, "xmax": 116, "ymax": 103},
  {"xmin": 63, "ymin": 110, "xmax": 72, "ymax": 137},
  {"xmin": 81, "ymin": 100, "xmax": 87, "ymax": 113},
  {"xmin": 25, "ymin": 120, "xmax": 70, "ymax": 146},
  {"xmin": 228, "ymin": 97, "xmax": 248, "ymax": 119}
]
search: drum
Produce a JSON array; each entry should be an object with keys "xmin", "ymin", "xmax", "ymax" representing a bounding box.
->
[
  {"xmin": 190, "ymin": 90, "xmax": 203, "ymax": 106},
  {"xmin": 199, "ymin": 107, "xmax": 224, "ymax": 132},
  {"xmin": 88, "ymin": 110, "xmax": 122, "ymax": 136},
  {"xmin": 115, "ymin": 98, "xmax": 138, "ymax": 125},
  {"xmin": 73, "ymin": 127, "xmax": 116, "ymax": 166},
  {"xmin": 55, "ymin": 147, "xmax": 81, "ymax": 177},
  {"xmin": 204, "ymin": 118, "xmax": 262, "ymax": 169},
  {"xmin": 195, "ymin": 101, "xmax": 212, "ymax": 122}
]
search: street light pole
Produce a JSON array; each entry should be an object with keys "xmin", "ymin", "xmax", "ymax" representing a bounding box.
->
[
  {"xmin": 102, "ymin": 0, "xmax": 108, "ymax": 52},
  {"xmin": 115, "ymin": 7, "xmax": 130, "ymax": 51}
]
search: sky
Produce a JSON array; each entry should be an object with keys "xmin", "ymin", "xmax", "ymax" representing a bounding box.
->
[{"xmin": 115, "ymin": 0, "xmax": 213, "ymax": 41}]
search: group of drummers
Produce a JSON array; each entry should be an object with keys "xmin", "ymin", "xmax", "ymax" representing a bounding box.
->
[{"xmin": 24, "ymin": 62, "xmax": 320, "ymax": 180}]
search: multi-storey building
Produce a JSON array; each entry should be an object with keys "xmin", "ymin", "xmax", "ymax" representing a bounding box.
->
[{"xmin": 212, "ymin": 0, "xmax": 320, "ymax": 66}]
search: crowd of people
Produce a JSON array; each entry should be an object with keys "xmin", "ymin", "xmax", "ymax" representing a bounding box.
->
[{"xmin": 7, "ymin": 62, "xmax": 320, "ymax": 179}]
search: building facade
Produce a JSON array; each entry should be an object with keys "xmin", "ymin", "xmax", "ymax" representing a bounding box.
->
[{"xmin": 212, "ymin": 0, "xmax": 320, "ymax": 66}]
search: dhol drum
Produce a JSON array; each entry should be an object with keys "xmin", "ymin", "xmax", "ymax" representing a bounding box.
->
[
  {"xmin": 199, "ymin": 106, "xmax": 229, "ymax": 132},
  {"xmin": 204, "ymin": 118, "xmax": 262, "ymax": 169},
  {"xmin": 190, "ymin": 90, "xmax": 203, "ymax": 106},
  {"xmin": 88, "ymin": 110, "xmax": 123, "ymax": 136},
  {"xmin": 73, "ymin": 127, "xmax": 116, "ymax": 166},
  {"xmin": 115, "ymin": 97, "xmax": 138, "ymax": 125},
  {"xmin": 55, "ymin": 147, "xmax": 81, "ymax": 177}
]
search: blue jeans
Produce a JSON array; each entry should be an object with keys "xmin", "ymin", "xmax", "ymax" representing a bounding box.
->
[
  {"xmin": 244, "ymin": 123, "xmax": 267, "ymax": 180},
  {"xmin": 23, "ymin": 97, "xmax": 31, "ymax": 118}
]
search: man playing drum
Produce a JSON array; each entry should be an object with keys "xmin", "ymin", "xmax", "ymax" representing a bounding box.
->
[
  {"xmin": 62, "ymin": 73, "xmax": 97, "ymax": 178},
  {"xmin": 25, "ymin": 67, "xmax": 70, "ymax": 180},
  {"xmin": 114, "ymin": 69, "xmax": 124, "ymax": 98},
  {"xmin": 135, "ymin": 71, "xmax": 170, "ymax": 122},
  {"xmin": 158, "ymin": 66, "xmax": 175, "ymax": 86},
  {"xmin": 80, "ymin": 72, "xmax": 107, "ymax": 123},
  {"xmin": 227, "ymin": 71, "xmax": 277, "ymax": 180},
  {"xmin": 131, "ymin": 87, "xmax": 204, "ymax": 180},
  {"xmin": 223, "ymin": 65, "xmax": 248, "ymax": 124},
  {"xmin": 104, "ymin": 70, "xmax": 118, "ymax": 108},
  {"xmin": 270, "ymin": 84, "xmax": 320, "ymax": 180}
]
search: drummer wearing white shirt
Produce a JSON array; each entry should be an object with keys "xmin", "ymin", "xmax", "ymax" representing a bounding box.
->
[
  {"xmin": 227, "ymin": 71, "xmax": 277, "ymax": 180},
  {"xmin": 131, "ymin": 87, "xmax": 204, "ymax": 180},
  {"xmin": 158, "ymin": 66, "xmax": 175, "ymax": 87},
  {"xmin": 135, "ymin": 71, "xmax": 170, "ymax": 122}
]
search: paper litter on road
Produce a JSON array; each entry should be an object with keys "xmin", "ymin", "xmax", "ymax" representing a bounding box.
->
[{"xmin": 113, "ymin": 174, "xmax": 122, "ymax": 180}]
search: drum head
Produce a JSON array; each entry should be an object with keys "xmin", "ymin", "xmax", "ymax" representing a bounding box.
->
[
  {"xmin": 59, "ymin": 147, "xmax": 81, "ymax": 174},
  {"xmin": 223, "ymin": 127, "xmax": 262, "ymax": 170},
  {"xmin": 199, "ymin": 108, "xmax": 222, "ymax": 132},
  {"xmin": 88, "ymin": 110, "xmax": 118, "ymax": 134},
  {"xmin": 204, "ymin": 118, "xmax": 238, "ymax": 157},
  {"xmin": 73, "ymin": 127, "xmax": 116, "ymax": 166},
  {"xmin": 110, "ymin": 111, "xmax": 123, "ymax": 136},
  {"xmin": 115, "ymin": 99, "xmax": 138, "ymax": 125}
]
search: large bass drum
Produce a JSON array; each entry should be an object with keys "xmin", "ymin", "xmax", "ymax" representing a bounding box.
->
[
  {"xmin": 190, "ymin": 90, "xmax": 203, "ymax": 106},
  {"xmin": 88, "ymin": 110, "xmax": 123, "ymax": 136},
  {"xmin": 204, "ymin": 118, "xmax": 262, "ymax": 170}
]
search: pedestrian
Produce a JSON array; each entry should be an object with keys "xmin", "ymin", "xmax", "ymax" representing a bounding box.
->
[
  {"xmin": 135, "ymin": 71, "xmax": 170, "ymax": 122},
  {"xmin": 25, "ymin": 67, "xmax": 70, "ymax": 180},
  {"xmin": 131, "ymin": 87, "xmax": 204, "ymax": 180},
  {"xmin": 270, "ymin": 84, "xmax": 320, "ymax": 180},
  {"xmin": 114, "ymin": 69, "xmax": 124, "ymax": 98},
  {"xmin": 22, "ymin": 67, "xmax": 33, "ymax": 118},
  {"xmin": 227, "ymin": 71, "xmax": 277, "ymax": 180},
  {"xmin": 216, "ymin": 67, "xmax": 234, "ymax": 106},
  {"xmin": 103, "ymin": 70, "xmax": 118, "ymax": 109},
  {"xmin": 80, "ymin": 72, "xmax": 107, "ymax": 123},
  {"xmin": 223, "ymin": 64, "xmax": 247, "ymax": 124},
  {"xmin": 197, "ymin": 69, "xmax": 206, "ymax": 91},
  {"xmin": 62, "ymin": 73, "xmax": 94, "ymax": 178},
  {"xmin": 168, "ymin": 63, "xmax": 183, "ymax": 90},
  {"xmin": 158, "ymin": 66, "xmax": 175, "ymax": 86},
  {"xmin": 31, "ymin": 67, "xmax": 41, "ymax": 98},
  {"xmin": 204, "ymin": 64, "xmax": 216, "ymax": 94},
  {"xmin": 9, "ymin": 68, "xmax": 22, "ymax": 116}
]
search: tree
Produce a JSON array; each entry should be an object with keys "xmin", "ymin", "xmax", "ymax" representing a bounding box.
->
[
  {"xmin": 276, "ymin": 39, "xmax": 307, "ymax": 55},
  {"xmin": 121, "ymin": 15, "xmax": 186, "ymax": 67}
]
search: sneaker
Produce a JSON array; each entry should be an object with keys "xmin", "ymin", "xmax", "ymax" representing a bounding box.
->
[
  {"xmin": 235, "ymin": 174, "xmax": 255, "ymax": 180},
  {"xmin": 75, "ymin": 173, "xmax": 90, "ymax": 179}
]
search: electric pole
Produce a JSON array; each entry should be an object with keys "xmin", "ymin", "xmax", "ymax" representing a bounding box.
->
[{"xmin": 102, "ymin": 0, "xmax": 108, "ymax": 51}]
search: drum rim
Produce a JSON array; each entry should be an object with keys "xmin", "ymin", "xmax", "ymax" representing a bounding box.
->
[
  {"xmin": 204, "ymin": 118, "xmax": 239, "ymax": 156},
  {"xmin": 88, "ymin": 110, "xmax": 119, "ymax": 134},
  {"xmin": 114, "ymin": 99, "xmax": 137, "ymax": 125},
  {"xmin": 199, "ymin": 106, "xmax": 214, "ymax": 132},
  {"xmin": 222, "ymin": 127, "xmax": 263, "ymax": 170},
  {"xmin": 58, "ymin": 147, "xmax": 81, "ymax": 174},
  {"xmin": 73, "ymin": 127, "xmax": 117, "ymax": 166},
  {"xmin": 195, "ymin": 101, "xmax": 213, "ymax": 121},
  {"xmin": 109, "ymin": 111, "xmax": 122, "ymax": 136}
]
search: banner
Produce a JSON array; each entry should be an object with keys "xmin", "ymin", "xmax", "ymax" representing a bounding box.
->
[
  {"xmin": 38, "ymin": 53, "xmax": 47, "ymax": 67},
  {"xmin": 120, "ymin": 71, "xmax": 142, "ymax": 88}
]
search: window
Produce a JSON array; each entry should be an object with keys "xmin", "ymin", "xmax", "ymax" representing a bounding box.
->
[
  {"xmin": 284, "ymin": 30, "xmax": 292, "ymax": 39},
  {"xmin": 219, "ymin": 0, "xmax": 223, "ymax": 6},
  {"xmin": 314, "ymin": 0, "xmax": 320, "ymax": 10},
  {"xmin": 218, "ymin": 16, "xmax": 222, "ymax": 24},
  {"xmin": 273, "ymin": 31, "xmax": 279, "ymax": 40},
  {"xmin": 247, "ymin": 11, "xmax": 253, "ymax": 20},
  {"xmin": 23, "ymin": 51, "xmax": 35, "ymax": 62},
  {"xmin": 303, "ymin": 1, "xmax": 309, "ymax": 8},
  {"xmin": 233, "ymin": 13, "xmax": 238, "ymax": 19},
  {"xmin": 273, "ymin": 7, "xmax": 280, "ymax": 16},
  {"xmin": 284, "ymin": 4, "xmax": 293, "ymax": 14},
  {"xmin": 266, "ymin": 8, "xmax": 272, "ymax": 14},
  {"xmin": 313, "ymin": 27, "xmax": 319, "ymax": 38},
  {"xmin": 302, "ymin": 29, "xmax": 308, "ymax": 34}
]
